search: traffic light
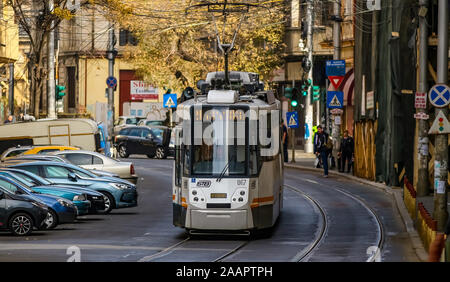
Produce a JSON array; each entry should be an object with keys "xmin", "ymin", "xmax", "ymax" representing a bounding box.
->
[
  {"xmin": 284, "ymin": 87, "xmax": 293, "ymax": 99},
  {"xmin": 291, "ymin": 87, "xmax": 299, "ymax": 108},
  {"xmin": 312, "ymin": 86, "xmax": 321, "ymax": 102},
  {"xmin": 56, "ymin": 85, "xmax": 66, "ymax": 100}
]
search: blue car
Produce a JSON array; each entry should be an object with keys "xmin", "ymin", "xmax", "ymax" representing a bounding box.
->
[
  {"xmin": 0, "ymin": 170, "xmax": 92, "ymax": 216},
  {"xmin": 0, "ymin": 175, "xmax": 77, "ymax": 229},
  {"xmin": 9, "ymin": 161, "xmax": 138, "ymax": 214},
  {"xmin": 0, "ymin": 168, "xmax": 105, "ymax": 214}
]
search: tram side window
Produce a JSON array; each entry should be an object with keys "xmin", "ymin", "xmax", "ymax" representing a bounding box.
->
[
  {"xmin": 175, "ymin": 145, "xmax": 181, "ymax": 187},
  {"xmin": 183, "ymin": 145, "xmax": 190, "ymax": 177},
  {"xmin": 249, "ymin": 145, "xmax": 260, "ymax": 176},
  {"xmin": 259, "ymin": 112, "xmax": 275, "ymax": 162}
]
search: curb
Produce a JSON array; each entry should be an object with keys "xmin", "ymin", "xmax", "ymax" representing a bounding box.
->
[{"xmin": 285, "ymin": 163, "xmax": 428, "ymax": 262}]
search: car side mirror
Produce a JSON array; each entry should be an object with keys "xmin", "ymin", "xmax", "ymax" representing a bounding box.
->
[
  {"xmin": 146, "ymin": 134, "xmax": 154, "ymax": 141},
  {"xmin": 68, "ymin": 172, "xmax": 77, "ymax": 181}
]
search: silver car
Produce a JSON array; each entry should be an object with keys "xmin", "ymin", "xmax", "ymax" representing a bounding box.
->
[{"xmin": 50, "ymin": 150, "xmax": 138, "ymax": 184}]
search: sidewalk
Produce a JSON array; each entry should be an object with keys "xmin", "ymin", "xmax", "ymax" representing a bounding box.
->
[{"xmin": 284, "ymin": 149, "xmax": 429, "ymax": 262}]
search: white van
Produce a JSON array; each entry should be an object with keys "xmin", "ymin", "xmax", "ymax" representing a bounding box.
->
[{"xmin": 0, "ymin": 118, "xmax": 106, "ymax": 155}]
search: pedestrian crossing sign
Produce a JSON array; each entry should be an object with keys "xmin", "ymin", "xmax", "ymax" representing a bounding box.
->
[
  {"xmin": 163, "ymin": 93, "xmax": 178, "ymax": 108},
  {"xmin": 286, "ymin": 112, "xmax": 299, "ymax": 128},
  {"xmin": 327, "ymin": 91, "xmax": 344, "ymax": 109}
]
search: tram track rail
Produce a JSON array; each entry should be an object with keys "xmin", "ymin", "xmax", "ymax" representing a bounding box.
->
[
  {"xmin": 334, "ymin": 188, "xmax": 385, "ymax": 262},
  {"xmin": 284, "ymin": 184, "xmax": 328, "ymax": 262}
]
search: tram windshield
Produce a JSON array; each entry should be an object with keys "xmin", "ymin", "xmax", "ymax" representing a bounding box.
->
[{"xmin": 188, "ymin": 106, "xmax": 255, "ymax": 177}]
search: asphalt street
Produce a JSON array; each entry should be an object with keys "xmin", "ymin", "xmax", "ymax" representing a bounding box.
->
[{"xmin": 0, "ymin": 157, "xmax": 420, "ymax": 262}]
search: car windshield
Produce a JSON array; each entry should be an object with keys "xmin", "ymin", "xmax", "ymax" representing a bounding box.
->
[
  {"xmin": 6, "ymin": 172, "xmax": 35, "ymax": 188},
  {"xmin": 13, "ymin": 170, "xmax": 53, "ymax": 185}
]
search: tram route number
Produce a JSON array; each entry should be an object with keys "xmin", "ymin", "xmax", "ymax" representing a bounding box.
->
[{"xmin": 176, "ymin": 266, "xmax": 273, "ymax": 279}]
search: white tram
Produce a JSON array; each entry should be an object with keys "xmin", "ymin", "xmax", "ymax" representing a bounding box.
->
[{"xmin": 172, "ymin": 71, "xmax": 284, "ymax": 234}]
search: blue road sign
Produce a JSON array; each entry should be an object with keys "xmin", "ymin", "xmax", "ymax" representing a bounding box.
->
[
  {"xmin": 106, "ymin": 76, "xmax": 117, "ymax": 88},
  {"xmin": 326, "ymin": 60, "xmax": 346, "ymax": 77},
  {"xmin": 327, "ymin": 91, "xmax": 344, "ymax": 109},
  {"xmin": 429, "ymin": 84, "xmax": 450, "ymax": 108},
  {"xmin": 286, "ymin": 112, "xmax": 299, "ymax": 128},
  {"xmin": 163, "ymin": 93, "xmax": 178, "ymax": 108}
]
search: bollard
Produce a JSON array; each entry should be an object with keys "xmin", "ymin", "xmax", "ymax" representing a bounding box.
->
[{"xmin": 428, "ymin": 233, "xmax": 446, "ymax": 262}]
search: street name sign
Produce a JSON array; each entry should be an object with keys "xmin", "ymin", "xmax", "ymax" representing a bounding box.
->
[
  {"xmin": 326, "ymin": 60, "xmax": 346, "ymax": 77},
  {"xmin": 327, "ymin": 91, "xmax": 344, "ymax": 109},
  {"xmin": 428, "ymin": 84, "xmax": 450, "ymax": 108},
  {"xmin": 429, "ymin": 111, "xmax": 450, "ymax": 134},
  {"xmin": 286, "ymin": 112, "xmax": 299, "ymax": 128},
  {"xmin": 330, "ymin": 109, "xmax": 343, "ymax": 115},
  {"xmin": 163, "ymin": 93, "xmax": 178, "ymax": 108},
  {"xmin": 413, "ymin": 112, "xmax": 429, "ymax": 120}
]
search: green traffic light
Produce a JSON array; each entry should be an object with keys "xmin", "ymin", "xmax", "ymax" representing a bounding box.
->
[{"xmin": 291, "ymin": 100, "xmax": 298, "ymax": 107}]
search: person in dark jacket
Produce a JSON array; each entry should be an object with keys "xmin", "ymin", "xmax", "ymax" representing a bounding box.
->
[
  {"xmin": 314, "ymin": 125, "xmax": 329, "ymax": 177},
  {"xmin": 338, "ymin": 130, "xmax": 354, "ymax": 173}
]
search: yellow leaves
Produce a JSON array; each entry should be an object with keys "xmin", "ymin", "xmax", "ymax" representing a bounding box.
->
[
  {"xmin": 113, "ymin": 0, "xmax": 285, "ymax": 90},
  {"xmin": 52, "ymin": 7, "xmax": 75, "ymax": 20}
]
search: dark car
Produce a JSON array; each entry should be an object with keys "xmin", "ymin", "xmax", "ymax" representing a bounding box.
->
[
  {"xmin": 114, "ymin": 126, "xmax": 172, "ymax": 159},
  {"xmin": 0, "ymin": 188, "xmax": 49, "ymax": 236}
]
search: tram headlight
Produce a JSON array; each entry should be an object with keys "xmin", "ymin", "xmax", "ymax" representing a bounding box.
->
[
  {"xmin": 192, "ymin": 190, "xmax": 197, "ymax": 196},
  {"xmin": 240, "ymin": 191, "xmax": 245, "ymax": 196},
  {"xmin": 194, "ymin": 197, "xmax": 199, "ymax": 202},
  {"xmin": 238, "ymin": 197, "xmax": 243, "ymax": 202}
]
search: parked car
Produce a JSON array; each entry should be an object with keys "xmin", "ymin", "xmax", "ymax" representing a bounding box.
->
[
  {"xmin": 113, "ymin": 116, "xmax": 141, "ymax": 136},
  {"xmin": 137, "ymin": 119, "xmax": 167, "ymax": 127},
  {"xmin": 4, "ymin": 154, "xmax": 120, "ymax": 178},
  {"xmin": 114, "ymin": 126, "xmax": 172, "ymax": 159},
  {"xmin": 0, "ymin": 170, "xmax": 92, "ymax": 216},
  {"xmin": 0, "ymin": 188, "xmax": 49, "ymax": 236},
  {"xmin": 8, "ymin": 161, "xmax": 138, "ymax": 214},
  {"xmin": 0, "ymin": 145, "xmax": 31, "ymax": 161},
  {"xmin": 22, "ymin": 145, "xmax": 79, "ymax": 155},
  {"xmin": 0, "ymin": 168, "xmax": 106, "ymax": 214},
  {"xmin": 0, "ymin": 175, "xmax": 77, "ymax": 229},
  {"xmin": 50, "ymin": 150, "xmax": 138, "ymax": 184}
]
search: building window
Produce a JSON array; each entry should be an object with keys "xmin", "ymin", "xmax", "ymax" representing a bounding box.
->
[
  {"xmin": 67, "ymin": 67, "xmax": 76, "ymax": 108},
  {"xmin": 119, "ymin": 29, "xmax": 138, "ymax": 46}
]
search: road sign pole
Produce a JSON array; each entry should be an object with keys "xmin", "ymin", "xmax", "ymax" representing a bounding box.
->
[
  {"xmin": 107, "ymin": 24, "xmax": 116, "ymax": 154},
  {"xmin": 332, "ymin": 0, "xmax": 342, "ymax": 170},
  {"xmin": 417, "ymin": 0, "xmax": 429, "ymax": 197},
  {"xmin": 433, "ymin": 0, "xmax": 448, "ymax": 232},
  {"xmin": 304, "ymin": 0, "xmax": 314, "ymax": 154}
]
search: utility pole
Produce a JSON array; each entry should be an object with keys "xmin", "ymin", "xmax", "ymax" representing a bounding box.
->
[
  {"xmin": 416, "ymin": 0, "xmax": 429, "ymax": 197},
  {"xmin": 331, "ymin": 0, "xmax": 341, "ymax": 165},
  {"xmin": 304, "ymin": 0, "xmax": 314, "ymax": 154},
  {"xmin": 291, "ymin": 80, "xmax": 296, "ymax": 163},
  {"xmin": 8, "ymin": 63, "xmax": 14, "ymax": 116},
  {"xmin": 107, "ymin": 24, "xmax": 116, "ymax": 145},
  {"xmin": 433, "ymin": 0, "xmax": 448, "ymax": 232},
  {"xmin": 47, "ymin": 0, "xmax": 56, "ymax": 119}
]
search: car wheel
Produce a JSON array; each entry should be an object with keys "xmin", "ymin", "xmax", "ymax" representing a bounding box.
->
[
  {"xmin": 43, "ymin": 209, "xmax": 58, "ymax": 230},
  {"xmin": 155, "ymin": 147, "xmax": 166, "ymax": 159},
  {"xmin": 119, "ymin": 145, "xmax": 129, "ymax": 158},
  {"xmin": 9, "ymin": 213, "xmax": 33, "ymax": 236},
  {"xmin": 99, "ymin": 192, "xmax": 114, "ymax": 214}
]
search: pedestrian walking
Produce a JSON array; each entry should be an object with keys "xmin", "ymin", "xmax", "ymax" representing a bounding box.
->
[
  {"xmin": 4, "ymin": 115, "xmax": 13, "ymax": 124},
  {"xmin": 338, "ymin": 130, "xmax": 354, "ymax": 173},
  {"xmin": 314, "ymin": 125, "xmax": 329, "ymax": 177},
  {"xmin": 281, "ymin": 119, "xmax": 288, "ymax": 163}
]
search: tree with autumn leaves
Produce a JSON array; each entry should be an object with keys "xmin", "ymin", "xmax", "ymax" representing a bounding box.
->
[
  {"xmin": 116, "ymin": 0, "xmax": 286, "ymax": 93},
  {"xmin": 7, "ymin": 0, "xmax": 129, "ymax": 117},
  {"xmin": 9, "ymin": 0, "xmax": 285, "ymax": 117}
]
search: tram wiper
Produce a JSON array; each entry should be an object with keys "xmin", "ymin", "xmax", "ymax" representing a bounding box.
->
[{"xmin": 216, "ymin": 161, "xmax": 230, "ymax": 182}]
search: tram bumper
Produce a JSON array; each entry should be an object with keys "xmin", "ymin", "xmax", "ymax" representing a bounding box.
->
[{"xmin": 190, "ymin": 209, "xmax": 249, "ymax": 230}]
